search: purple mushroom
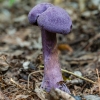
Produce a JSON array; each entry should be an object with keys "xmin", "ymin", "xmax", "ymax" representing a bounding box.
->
[{"xmin": 28, "ymin": 3, "xmax": 72, "ymax": 93}]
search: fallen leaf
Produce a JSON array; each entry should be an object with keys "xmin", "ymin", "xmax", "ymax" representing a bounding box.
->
[{"xmin": 58, "ymin": 44, "xmax": 73, "ymax": 53}]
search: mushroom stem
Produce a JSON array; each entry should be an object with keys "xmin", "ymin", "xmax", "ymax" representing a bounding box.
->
[{"xmin": 41, "ymin": 28, "xmax": 70, "ymax": 93}]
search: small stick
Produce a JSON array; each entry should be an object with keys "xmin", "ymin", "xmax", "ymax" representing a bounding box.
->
[
  {"xmin": 27, "ymin": 70, "xmax": 43, "ymax": 89},
  {"xmin": 10, "ymin": 78, "xmax": 30, "ymax": 93},
  {"xmin": 65, "ymin": 58, "xmax": 93, "ymax": 62},
  {"xmin": 61, "ymin": 69, "xmax": 96, "ymax": 84},
  {"xmin": 39, "ymin": 65, "xmax": 97, "ymax": 84},
  {"xmin": 10, "ymin": 78, "xmax": 26, "ymax": 90}
]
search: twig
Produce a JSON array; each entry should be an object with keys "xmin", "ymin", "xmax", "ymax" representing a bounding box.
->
[
  {"xmin": 10, "ymin": 78, "xmax": 30, "ymax": 93},
  {"xmin": 27, "ymin": 70, "xmax": 43, "ymax": 89},
  {"xmin": 65, "ymin": 58, "xmax": 93, "ymax": 62},
  {"xmin": 61, "ymin": 69, "xmax": 96, "ymax": 84},
  {"xmin": 11, "ymin": 78, "xmax": 25, "ymax": 89},
  {"xmin": 39, "ymin": 65, "xmax": 97, "ymax": 84}
]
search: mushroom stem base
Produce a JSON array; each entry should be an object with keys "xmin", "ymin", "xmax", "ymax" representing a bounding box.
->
[{"xmin": 41, "ymin": 29, "xmax": 70, "ymax": 93}]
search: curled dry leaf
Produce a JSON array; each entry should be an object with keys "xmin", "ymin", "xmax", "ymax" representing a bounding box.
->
[{"xmin": 58, "ymin": 44, "xmax": 73, "ymax": 53}]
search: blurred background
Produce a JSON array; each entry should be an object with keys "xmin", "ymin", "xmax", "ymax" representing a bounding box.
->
[
  {"xmin": 0, "ymin": 0, "xmax": 100, "ymax": 99},
  {"xmin": 0, "ymin": 0, "xmax": 100, "ymax": 56}
]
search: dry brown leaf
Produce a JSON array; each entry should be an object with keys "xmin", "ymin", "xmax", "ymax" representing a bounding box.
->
[{"xmin": 58, "ymin": 44, "xmax": 73, "ymax": 53}]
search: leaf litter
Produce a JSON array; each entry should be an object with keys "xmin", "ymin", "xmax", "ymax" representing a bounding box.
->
[{"xmin": 0, "ymin": 0, "xmax": 100, "ymax": 99}]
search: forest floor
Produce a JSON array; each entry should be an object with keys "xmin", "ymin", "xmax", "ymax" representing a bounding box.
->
[{"xmin": 0, "ymin": 0, "xmax": 100, "ymax": 100}]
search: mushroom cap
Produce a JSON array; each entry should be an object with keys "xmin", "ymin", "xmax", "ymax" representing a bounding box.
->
[
  {"xmin": 28, "ymin": 3, "xmax": 54, "ymax": 25},
  {"xmin": 28, "ymin": 3, "xmax": 72, "ymax": 34}
]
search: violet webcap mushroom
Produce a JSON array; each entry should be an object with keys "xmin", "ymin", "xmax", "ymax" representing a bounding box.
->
[{"xmin": 28, "ymin": 3, "xmax": 72, "ymax": 93}]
